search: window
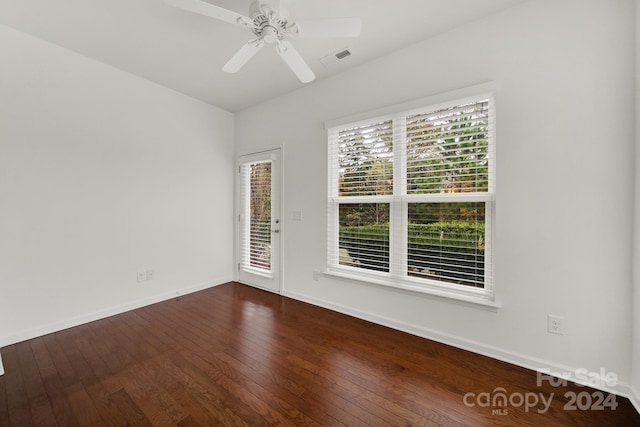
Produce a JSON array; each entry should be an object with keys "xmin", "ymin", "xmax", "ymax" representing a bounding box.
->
[{"xmin": 327, "ymin": 94, "xmax": 495, "ymax": 303}]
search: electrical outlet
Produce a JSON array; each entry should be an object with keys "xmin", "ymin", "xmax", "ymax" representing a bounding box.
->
[
  {"xmin": 146, "ymin": 269, "xmax": 155, "ymax": 280},
  {"xmin": 137, "ymin": 271, "xmax": 146, "ymax": 282},
  {"xmin": 548, "ymin": 315, "xmax": 564, "ymax": 335},
  {"xmin": 312, "ymin": 269, "xmax": 320, "ymax": 281}
]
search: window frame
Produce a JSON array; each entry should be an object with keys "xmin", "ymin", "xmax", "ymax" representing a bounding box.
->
[{"xmin": 326, "ymin": 89, "xmax": 497, "ymax": 306}]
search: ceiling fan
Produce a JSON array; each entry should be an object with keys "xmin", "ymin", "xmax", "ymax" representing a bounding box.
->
[{"xmin": 165, "ymin": 0, "xmax": 362, "ymax": 83}]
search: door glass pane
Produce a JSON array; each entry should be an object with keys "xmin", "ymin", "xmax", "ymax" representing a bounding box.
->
[{"xmin": 242, "ymin": 161, "xmax": 271, "ymax": 271}]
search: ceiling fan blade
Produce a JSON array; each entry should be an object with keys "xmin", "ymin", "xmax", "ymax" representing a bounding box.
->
[
  {"xmin": 165, "ymin": 0, "xmax": 252, "ymax": 27},
  {"xmin": 293, "ymin": 17, "xmax": 362, "ymax": 38},
  {"xmin": 276, "ymin": 41, "xmax": 315, "ymax": 83},
  {"xmin": 222, "ymin": 39, "xmax": 265, "ymax": 73}
]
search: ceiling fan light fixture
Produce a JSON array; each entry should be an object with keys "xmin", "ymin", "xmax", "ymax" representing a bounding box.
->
[{"xmin": 261, "ymin": 26, "xmax": 278, "ymax": 44}]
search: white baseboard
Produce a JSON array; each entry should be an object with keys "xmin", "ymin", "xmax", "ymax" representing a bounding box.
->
[
  {"xmin": 630, "ymin": 385, "xmax": 640, "ymax": 415},
  {"xmin": 0, "ymin": 277, "xmax": 232, "ymax": 349},
  {"xmin": 282, "ymin": 289, "xmax": 637, "ymax": 405}
]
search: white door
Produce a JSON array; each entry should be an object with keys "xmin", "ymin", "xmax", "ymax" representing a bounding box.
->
[{"xmin": 237, "ymin": 149, "xmax": 281, "ymax": 293}]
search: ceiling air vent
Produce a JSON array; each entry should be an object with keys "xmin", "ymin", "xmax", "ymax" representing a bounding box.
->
[
  {"xmin": 320, "ymin": 47, "xmax": 355, "ymax": 67},
  {"xmin": 335, "ymin": 49, "xmax": 352, "ymax": 60}
]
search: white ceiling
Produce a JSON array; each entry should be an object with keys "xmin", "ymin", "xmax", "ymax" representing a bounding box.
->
[{"xmin": 0, "ymin": 0, "xmax": 528, "ymax": 112}]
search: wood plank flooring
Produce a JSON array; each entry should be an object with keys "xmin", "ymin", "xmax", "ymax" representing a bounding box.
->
[{"xmin": 1, "ymin": 282, "xmax": 638, "ymax": 426}]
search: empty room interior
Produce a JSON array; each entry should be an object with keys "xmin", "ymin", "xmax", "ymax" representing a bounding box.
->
[{"xmin": 2, "ymin": 0, "xmax": 640, "ymax": 425}]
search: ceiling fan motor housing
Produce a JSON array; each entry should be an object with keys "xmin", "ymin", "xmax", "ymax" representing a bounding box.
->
[{"xmin": 249, "ymin": 1, "xmax": 290, "ymax": 43}]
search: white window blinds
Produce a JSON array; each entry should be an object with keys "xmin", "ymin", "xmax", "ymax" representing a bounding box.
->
[
  {"xmin": 327, "ymin": 94, "xmax": 495, "ymax": 302},
  {"xmin": 240, "ymin": 160, "xmax": 272, "ymax": 272},
  {"xmin": 337, "ymin": 120, "xmax": 393, "ymax": 197},
  {"xmin": 406, "ymin": 101, "xmax": 490, "ymax": 194}
]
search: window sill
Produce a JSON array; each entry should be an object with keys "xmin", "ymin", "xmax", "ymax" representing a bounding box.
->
[{"xmin": 323, "ymin": 267, "xmax": 501, "ymax": 310}]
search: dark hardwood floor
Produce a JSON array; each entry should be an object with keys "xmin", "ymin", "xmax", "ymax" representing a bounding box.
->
[{"xmin": 1, "ymin": 282, "xmax": 638, "ymax": 426}]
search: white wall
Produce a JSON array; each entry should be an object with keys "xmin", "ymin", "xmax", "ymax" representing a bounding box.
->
[
  {"xmin": 632, "ymin": 0, "xmax": 640, "ymax": 411},
  {"xmin": 236, "ymin": 0, "xmax": 637, "ymax": 395},
  {"xmin": 0, "ymin": 24, "xmax": 235, "ymax": 346}
]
